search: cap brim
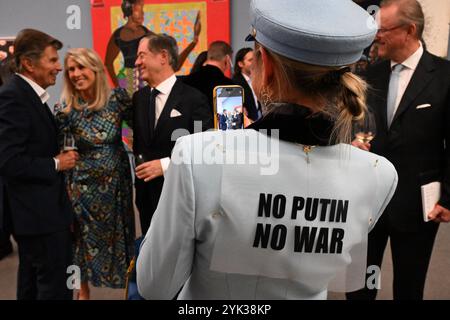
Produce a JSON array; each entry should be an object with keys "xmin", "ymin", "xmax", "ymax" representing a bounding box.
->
[{"xmin": 245, "ymin": 34, "xmax": 255, "ymax": 41}]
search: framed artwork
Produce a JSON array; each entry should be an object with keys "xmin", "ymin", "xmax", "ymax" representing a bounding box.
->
[
  {"xmin": 91, "ymin": 0, "xmax": 230, "ymax": 151},
  {"xmin": 0, "ymin": 37, "xmax": 14, "ymax": 62},
  {"xmin": 91, "ymin": 0, "xmax": 230, "ymax": 75}
]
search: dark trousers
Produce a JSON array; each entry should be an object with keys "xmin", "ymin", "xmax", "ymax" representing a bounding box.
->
[
  {"xmin": 135, "ymin": 177, "xmax": 163, "ymax": 235},
  {"xmin": 346, "ymin": 214, "xmax": 439, "ymax": 300},
  {"xmin": 15, "ymin": 229, "xmax": 73, "ymax": 300}
]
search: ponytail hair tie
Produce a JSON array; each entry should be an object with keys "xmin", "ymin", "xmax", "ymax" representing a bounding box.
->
[
  {"xmin": 323, "ymin": 66, "xmax": 351, "ymax": 84},
  {"xmin": 337, "ymin": 66, "xmax": 351, "ymax": 75}
]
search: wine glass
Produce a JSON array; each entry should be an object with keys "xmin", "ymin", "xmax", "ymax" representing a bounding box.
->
[
  {"xmin": 354, "ymin": 110, "xmax": 377, "ymax": 144},
  {"xmin": 63, "ymin": 132, "xmax": 77, "ymax": 151},
  {"xmin": 53, "ymin": 102, "xmax": 63, "ymax": 115}
]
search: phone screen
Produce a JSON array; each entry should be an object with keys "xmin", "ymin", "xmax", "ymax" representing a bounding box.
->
[{"xmin": 214, "ymin": 85, "xmax": 244, "ymax": 130}]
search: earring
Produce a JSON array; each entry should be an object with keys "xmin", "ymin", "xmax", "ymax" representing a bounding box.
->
[{"xmin": 260, "ymin": 87, "xmax": 273, "ymax": 108}]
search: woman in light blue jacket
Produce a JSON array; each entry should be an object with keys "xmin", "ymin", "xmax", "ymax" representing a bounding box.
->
[{"xmin": 137, "ymin": 0, "xmax": 398, "ymax": 300}]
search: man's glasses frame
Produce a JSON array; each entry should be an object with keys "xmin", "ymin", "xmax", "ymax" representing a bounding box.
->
[{"xmin": 377, "ymin": 24, "xmax": 406, "ymax": 34}]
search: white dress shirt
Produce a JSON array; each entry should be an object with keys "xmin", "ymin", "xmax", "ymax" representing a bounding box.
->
[
  {"xmin": 153, "ymin": 74, "xmax": 177, "ymax": 126},
  {"xmin": 390, "ymin": 43, "xmax": 424, "ymax": 117},
  {"xmin": 152, "ymin": 74, "xmax": 177, "ymax": 174}
]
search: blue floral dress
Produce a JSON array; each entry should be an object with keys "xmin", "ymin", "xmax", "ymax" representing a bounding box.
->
[{"xmin": 56, "ymin": 88, "xmax": 135, "ymax": 288}]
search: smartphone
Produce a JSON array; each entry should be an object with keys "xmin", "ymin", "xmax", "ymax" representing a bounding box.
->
[
  {"xmin": 213, "ymin": 85, "xmax": 245, "ymax": 131},
  {"xmin": 135, "ymin": 154, "xmax": 146, "ymax": 167}
]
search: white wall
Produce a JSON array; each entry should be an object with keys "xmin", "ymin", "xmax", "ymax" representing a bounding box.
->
[
  {"xmin": 0, "ymin": 0, "xmax": 93, "ymax": 105},
  {"xmin": 418, "ymin": 0, "xmax": 450, "ymax": 58},
  {"xmin": 230, "ymin": 0, "xmax": 253, "ymax": 54}
]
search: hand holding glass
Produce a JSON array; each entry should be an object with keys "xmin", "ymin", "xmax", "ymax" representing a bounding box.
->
[
  {"xmin": 354, "ymin": 111, "xmax": 376, "ymax": 144},
  {"xmin": 63, "ymin": 133, "xmax": 77, "ymax": 151}
]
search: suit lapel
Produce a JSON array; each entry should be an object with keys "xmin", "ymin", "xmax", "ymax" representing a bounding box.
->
[
  {"xmin": 137, "ymin": 86, "xmax": 153, "ymax": 146},
  {"xmin": 392, "ymin": 51, "xmax": 435, "ymax": 125},
  {"xmin": 15, "ymin": 75, "xmax": 56, "ymax": 135},
  {"xmin": 36, "ymin": 102, "xmax": 57, "ymax": 134},
  {"xmin": 42, "ymin": 102, "xmax": 58, "ymax": 131},
  {"xmin": 240, "ymin": 74, "xmax": 255, "ymax": 107},
  {"xmin": 246, "ymin": 75, "xmax": 260, "ymax": 112},
  {"xmin": 154, "ymin": 80, "xmax": 182, "ymax": 133},
  {"xmin": 368, "ymin": 61, "xmax": 391, "ymax": 131}
]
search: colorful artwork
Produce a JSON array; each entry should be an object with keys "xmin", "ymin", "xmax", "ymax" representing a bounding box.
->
[
  {"xmin": 91, "ymin": 0, "xmax": 230, "ymax": 150},
  {"xmin": 91, "ymin": 0, "xmax": 230, "ymax": 75},
  {"xmin": 113, "ymin": 3, "xmax": 206, "ymax": 75},
  {"xmin": 0, "ymin": 37, "xmax": 14, "ymax": 62}
]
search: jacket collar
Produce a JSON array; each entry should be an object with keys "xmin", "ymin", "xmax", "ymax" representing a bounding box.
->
[
  {"xmin": 15, "ymin": 73, "xmax": 50, "ymax": 104},
  {"xmin": 248, "ymin": 103, "xmax": 335, "ymax": 146}
]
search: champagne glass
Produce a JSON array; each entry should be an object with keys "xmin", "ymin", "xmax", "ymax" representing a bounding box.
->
[
  {"xmin": 63, "ymin": 132, "xmax": 77, "ymax": 151},
  {"xmin": 53, "ymin": 102, "xmax": 63, "ymax": 115},
  {"xmin": 354, "ymin": 110, "xmax": 377, "ymax": 144}
]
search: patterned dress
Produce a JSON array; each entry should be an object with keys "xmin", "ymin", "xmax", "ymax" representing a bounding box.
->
[{"xmin": 56, "ymin": 88, "xmax": 135, "ymax": 288}]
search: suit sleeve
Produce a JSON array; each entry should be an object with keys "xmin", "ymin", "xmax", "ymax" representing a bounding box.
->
[
  {"xmin": 131, "ymin": 92, "xmax": 140, "ymax": 151},
  {"xmin": 114, "ymin": 88, "xmax": 133, "ymax": 128},
  {"xmin": 369, "ymin": 157, "xmax": 398, "ymax": 232},
  {"xmin": 438, "ymin": 86, "xmax": 450, "ymax": 210},
  {"xmin": 136, "ymin": 136, "xmax": 195, "ymax": 299},
  {"xmin": 192, "ymin": 92, "xmax": 213, "ymax": 131},
  {"xmin": 0, "ymin": 95, "xmax": 57, "ymax": 183}
]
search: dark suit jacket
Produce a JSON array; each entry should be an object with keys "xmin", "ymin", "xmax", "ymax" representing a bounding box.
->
[
  {"xmin": 232, "ymin": 73, "xmax": 261, "ymax": 122},
  {"xmin": 368, "ymin": 51, "xmax": 450, "ymax": 231},
  {"xmin": 132, "ymin": 79, "xmax": 213, "ymax": 224},
  {"xmin": 0, "ymin": 75, "xmax": 73, "ymax": 236},
  {"xmin": 182, "ymin": 65, "xmax": 235, "ymax": 115}
]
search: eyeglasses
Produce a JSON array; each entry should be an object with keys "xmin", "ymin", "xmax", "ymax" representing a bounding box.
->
[{"xmin": 377, "ymin": 24, "xmax": 406, "ymax": 34}]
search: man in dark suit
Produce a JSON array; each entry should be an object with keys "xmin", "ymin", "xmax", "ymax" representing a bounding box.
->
[
  {"xmin": 0, "ymin": 179, "xmax": 13, "ymax": 260},
  {"xmin": 219, "ymin": 109, "xmax": 228, "ymax": 130},
  {"xmin": 348, "ymin": 0, "xmax": 450, "ymax": 300},
  {"xmin": 232, "ymin": 48, "xmax": 261, "ymax": 124},
  {"xmin": 133, "ymin": 33, "xmax": 212, "ymax": 234},
  {"xmin": 0, "ymin": 29, "xmax": 79, "ymax": 300},
  {"xmin": 183, "ymin": 41, "xmax": 235, "ymax": 115},
  {"xmin": 0, "ymin": 55, "xmax": 14, "ymax": 261}
]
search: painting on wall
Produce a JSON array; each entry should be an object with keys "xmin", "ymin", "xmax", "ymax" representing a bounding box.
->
[
  {"xmin": 0, "ymin": 37, "xmax": 14, "ymax": 63},
  {"xmin": 91, "ymin": 0, "xmax": 230, "ymax": 76},
  {"xmin": 91, "ymin": 0, "xmax": 230, "ymax": 151}
]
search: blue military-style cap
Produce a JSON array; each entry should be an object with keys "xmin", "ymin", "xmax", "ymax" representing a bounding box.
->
[{"xmin": 246, "ymin": 0, "xmax": 377, "ymax": 67}]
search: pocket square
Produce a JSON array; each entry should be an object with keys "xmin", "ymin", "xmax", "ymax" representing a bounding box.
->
[
  {"xmin": 170, "ymin": 109, "xmax": 182, "ymax": 118},
  {"xmin": 416, "ymin": 104, "xmax": 431, "ymax": 109}
]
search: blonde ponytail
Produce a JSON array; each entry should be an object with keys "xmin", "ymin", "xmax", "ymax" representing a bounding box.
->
[{"xmin": 332, "ymin": 72, "xmax": 368, "ymax": 144}]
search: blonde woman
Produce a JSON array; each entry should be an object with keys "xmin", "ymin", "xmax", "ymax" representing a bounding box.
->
[{"xmin": 56, "ymin": 48, "xmax": 134, "ymax": 300}]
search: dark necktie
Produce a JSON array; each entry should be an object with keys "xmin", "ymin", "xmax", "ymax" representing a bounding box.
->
[{"xmin": 149, "ymin": 88, "xmax": 160, "ymax": 129}]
